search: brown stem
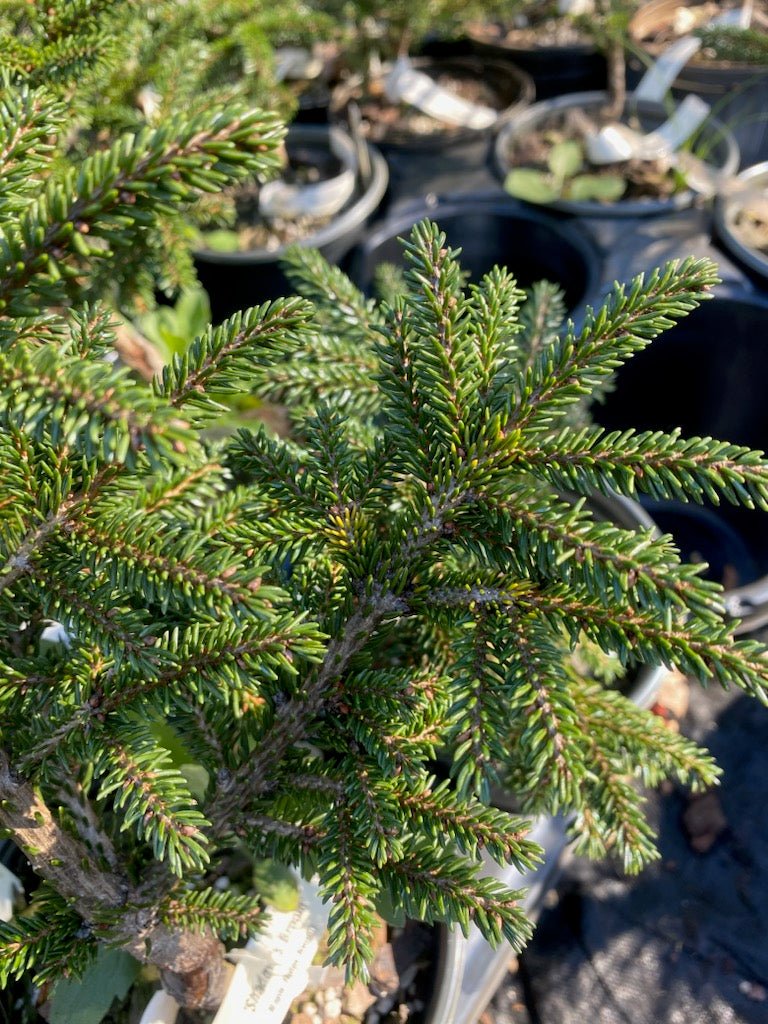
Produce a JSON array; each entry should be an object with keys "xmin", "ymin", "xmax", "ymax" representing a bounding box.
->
[
  {"xmin": 208, "ymin": 483, "xmax": 464, "ymax": 834},
  {"xmin": 0, "ymin": 749, "xmax": 230, "ymax": 1009},
  {"xmin": 208, "ymin": 592, "xmax": 406, "ymax": 833},
  {"xmin": 605, "ymin": 39, "xmax": 627, "ymax": 121}
]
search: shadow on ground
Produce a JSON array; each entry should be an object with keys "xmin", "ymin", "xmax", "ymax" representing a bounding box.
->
[{"xmin": 487, "ymin": 684, "xmax": 768, "ymax": 1024}]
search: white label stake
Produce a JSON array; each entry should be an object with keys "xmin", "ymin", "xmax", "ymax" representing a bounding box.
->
[
  {"xmin": 385, "ymin": 57, "xmax": 498, "ymax": 130},
  {"xmin": 0, "ymin": 863, "xmax": 22, "ymax": 922},
  {"xmin": 213, "ymin": 878, "xmax": 329, "ymax": 1024}
]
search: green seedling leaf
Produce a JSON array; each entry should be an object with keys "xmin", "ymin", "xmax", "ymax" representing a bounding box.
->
[
  {"xmin": 252, "ymin": 859, "xmax": 300, "ymax": 912},
  {"xmin": 374, "ymin": 889, "xmax": 406, "ymax": 929},
  {"xmin": 548, "ymin": 140, "xmax": 583, "ymax": 182},
  {"xmin": 568, "ymin": 174, "xmax": 627, "ymax": 203},
  {"xmin": 49, "ymin": 948, "xmax": 140, "ymax": 1024},
  {"xmin": 137, "ymin": 288, "xmax": 212, "ymax": 359},
  {"xmin": 200, "ymin": 229, "xmax": 242, "ymax": 252},
  {"xmin": 180, "ymin": 763, "xmax": 210, "ymax": 803},
  {"xmin": 504, "ymin": 168, "xmax": 560, "ymax": 204}
]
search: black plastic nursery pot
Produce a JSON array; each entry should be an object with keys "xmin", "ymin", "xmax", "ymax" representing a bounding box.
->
[
  {"xmin": 193, "ymin": 125, "xmax": 389, "ymax": 324},
  {"xmin": 347, "ymin": 198, "xmax": 600, "ymax": 315},
  {"xmin": 629, "ymin": 0, "xmax": 768, "ymax": 169},
  {"xmin": 331, "ymin": 56, "xmax": 534, "ymax": 206},
  {"xmin": 494, "ymin": 91, "xmax": 740, "ymax": 218},
  {"xmin": 595, "ymin": 294, "xmax": 768, "ymax": 634},
  {"xmin": 714, "ymin": 161, "xmax": 768, "ymax": 287},
  {"xmin": 469, "ymin": 39, "xmax": 605, "ymax": 101},
  {"xmin": 419, "ymin": 33, "xmax": 606, "ymax": 101}
]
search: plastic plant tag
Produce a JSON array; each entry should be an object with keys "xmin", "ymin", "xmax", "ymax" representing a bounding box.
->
[
  {"xmin": 384, "ymin": 57, "xmax": 498, "ymax": 130},
  {"xmin": 634, "ymin": 95, "xmax": 710, "ymax": 158},
  {"xmin": 138, "ymin": 989, "xmax": 179, "ymax": 1024},
  {"xmin": 274, "ymin": 47, "xmax": 324, "ymax": 82},
  {"xmin": 259, "ymin": 128, "xmax": 356, "ymax": 220},
  {"xmin": 557, "ymin": 0, "xmax": 594, "ymax": 13},
  {"xmin": 212, "ymin": 876, "xmax": 329, "ymax": 1024},
  {"xmin": 633, "ymin": 36, "xmax": 704, "ymax": 103},
  {"xmin": 586, "ymin": 94, "xmax": 710, "ymax": 165},
  {"xmin": 0, "ymin": 862, "xmax": 22, "ymax": 921},
  {"xmin": 634, "ymin": 3, "xmax": 752, "ymax": 103}
]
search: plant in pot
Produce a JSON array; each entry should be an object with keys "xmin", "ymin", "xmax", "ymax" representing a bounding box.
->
[
  {"xmin": 497, "ymin": 0, "xmax": 740, "ymax": 216},
  {"xmin": 628, "ymin": 0, "xmax": 768, "ymax": 168},
  {"xmin": 7, "ymin": 0, "xmax": 389, "ymax": 325},
  {"xmin": 7, "ymin": 29, "xmax": 768, "ymax": 1019},
  {"xmin": 327, "ymin": 0, "xmax": 534, "ymax": 203},
  {"xmin": 8, "ymin": 9, "xmax": 768, "ymax": 1024},
  {"xmin": 449, "ymin": 0, "xmax": 608, "ymax": 100},
  {"xmin": 713, "ymin": 161, "xmax": 768, "ymax": 286}
]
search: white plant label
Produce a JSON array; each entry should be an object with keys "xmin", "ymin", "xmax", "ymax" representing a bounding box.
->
[
  {"xmin": 259, "ymin": 128, "xmax": 357, "ymax": 220},
  {"xmin": 138, "ymin": 989, "xmax": 180, "ymax": 1024},
  {"xmin": 0, "ymin": 863, "xmax": 22, "ymax": 922},
  {"xmin": 635, "ymin": 3, "xmax": 752, "ymax": 104},
  {"xmin": 385, "ymin": 57, "xmax": 497, "ymax": 130},
  {"xmin": 633, "ymin": 36, "xmax": 704, "ymax": 103},
  {"xmin": 274, "ymin": 47, "xmax": 324, "ymax": 82},
  {"xmin": 557, "ymin": 0, "xmax": 594, "ymax": 13},
  {"xmin": 587, "ymin": 94, "xmax": 710, "ymax": 165},
  {"xmin": 212, "ymin": 877, "xmax": 329, "ymax": 1024}
]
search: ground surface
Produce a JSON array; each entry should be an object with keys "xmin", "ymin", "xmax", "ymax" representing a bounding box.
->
[{"xmin": 483, "ymin": 680, "xmax": 768, "ymax": 1024}]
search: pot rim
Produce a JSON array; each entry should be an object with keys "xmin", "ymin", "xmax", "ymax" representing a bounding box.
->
[
  {"xmin": 193, "ymin": 124, "xmax": 389, "ymax": 265},
  {"xmin": 494, "ymin": 90, "xmax": 740, "ymax": 218},
  {"xmin": 349, "ymin": 194, "xmax": 601, "ymax": 313},
  {"xmin": 629, "ymin": 0, "xmax": 768, "ymax": 73},
  {"xmin": 330, "ymin": 55, "xmax": 535, "ymax": 150},
  {"xmin": 714, "ymin": 161, "xmax": 768, "ymax": 281}
]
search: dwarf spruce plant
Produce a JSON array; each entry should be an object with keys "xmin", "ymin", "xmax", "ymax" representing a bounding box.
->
[{"xmin": 4, "ymin": 5, "xmax": 768, "ymax": 1018}]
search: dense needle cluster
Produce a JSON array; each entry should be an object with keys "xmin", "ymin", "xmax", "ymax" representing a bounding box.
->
[{"xmin": 1, "ymin": 1, "xmax": 768, "ymax": 1016}]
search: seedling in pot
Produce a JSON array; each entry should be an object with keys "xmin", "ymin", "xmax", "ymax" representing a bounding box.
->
[{"xmin": 505, "ymin": 137, "xmax": 627, "ymax": 203}]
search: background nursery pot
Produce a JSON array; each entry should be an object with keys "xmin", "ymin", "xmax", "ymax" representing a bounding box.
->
[
  {"xmin": 448, "ymin": 9, "xmax": 607, "ymax": 100},
  {"xmin": 193, "ymin": 124, "xmax": 388, "ymax": 322},
  {"xmin": 494, "ymin": 90, "xmax": 740, "ymax": 218},
  {"xmin": 628, "ymin": 0, "xmax": 768, "ymax": 168},
  {"xmin": 596, "ymin": 292, "xmax": 768, "ymax": 634},
  {"xmin": 347, "ymin": 198, "xmax": 600, "ymax": 312},
  {"xmin": 331, "ymin": 56, "xmax": 534, "ymax": 205},
  {"xmin": 713, "ymin": 161, "xmax": 768, "ymax": 285}
]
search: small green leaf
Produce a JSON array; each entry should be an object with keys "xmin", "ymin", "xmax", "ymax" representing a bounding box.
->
[
  {"xmin": 503, "ymin": 169, "xmax": 560, "ymax": 204},
  {"xmin": 548, "ymin": 140, "xmax": 583, "ymax": 182},
  {"xmin": 200, "ymin": 229, "xmax": 241, "ymax": 252},
  {"xmin": 374, "ymin": 889, "xmax": 406, "ymax": 929},
  {"xmin": 180, "ymin": 763, "xmax": 210, "ymax": 803},
  {"xmin": 568, "ymin": 174, "xmax": 627, "ymax": 203},
  {"xmin": 48, "ymin": 947, "xmax": 140, "ymax": 1024},
  {"xmin": 252, "ymin": 859, "xmax": 300, "ymax": 912}
]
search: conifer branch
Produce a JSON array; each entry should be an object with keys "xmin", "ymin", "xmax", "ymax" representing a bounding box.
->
[
  {"xmin": 505, "ymin": 258, "xmax": 719, "ymax": 432},
  {"xmin": 513, "ymin": 426, "xmax": 768, "ymax": 509},
  {"xmin": 0, "ymin": 106, "xmax": 285, "ymax": 314},
  {"xmin": 0, "ymin": 466, "xmax": 115, "ymax": 595}
]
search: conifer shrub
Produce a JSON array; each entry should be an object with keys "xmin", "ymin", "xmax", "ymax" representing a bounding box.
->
[{"xmin": 3, "ymin": 2, "xmax": 768, "ymax": 1017}]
